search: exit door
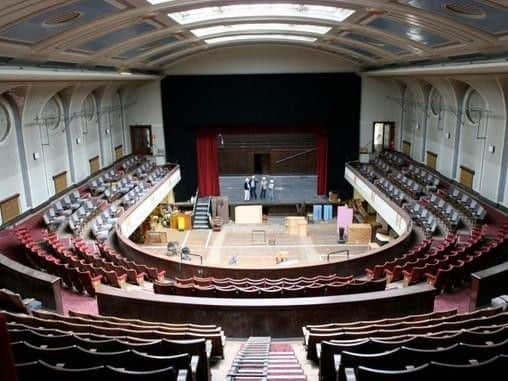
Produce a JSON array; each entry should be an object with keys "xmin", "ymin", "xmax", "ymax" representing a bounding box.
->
[
  {"xmin": 130, "ymin": 125, "xmax": 153, "ymax": 155},
  {"xmin": 254, "ymin": 153, "xmax": 270, "ymax": 174}
]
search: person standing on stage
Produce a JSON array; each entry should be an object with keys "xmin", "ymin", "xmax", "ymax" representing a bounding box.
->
[
  {"xmin": 249, "ymin": 175, "xmax": 258, "ymax": 200},
  {"xmin": 268, "ymin": 178, "xmax": 275, "ymax": 201},
  {"xmin": 260, "ymin": 176, "xmax": 268, "ymax": 199},
  {"xmin": 244, "ymin": 177, "xmax": 250, "ymax": 201}
]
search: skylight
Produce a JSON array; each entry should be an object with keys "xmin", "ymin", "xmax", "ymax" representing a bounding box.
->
[
  {"xmin": 146, "ymin": 0, "xmax": 174, "ymax": 4},
  {"xmin": 191, "ymin": 23, "xmax": 331, "ymax": 37},
  {"xmin": 204, "ymin": 34, "xmax": 317, "ymax": 44},
  {"xmin": 168, "ymin": 3, "xmax": 355, "ymax": 25}
]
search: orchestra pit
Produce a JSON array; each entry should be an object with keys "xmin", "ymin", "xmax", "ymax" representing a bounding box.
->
[{"xmin": 2, "ymin": 1, "xmax": 508, "ymax": 380}]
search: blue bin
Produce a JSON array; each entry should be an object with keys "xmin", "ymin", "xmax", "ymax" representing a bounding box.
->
[
  {"xmin": 313, "ymin": 205, "xmax": 323, "ymax": 222},
  {"xmin": 323, "ymin": 205, "xmax": 333, "ymax": 221}
]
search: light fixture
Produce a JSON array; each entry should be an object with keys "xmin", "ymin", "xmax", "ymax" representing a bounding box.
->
[
  {"xmin": 168, "ymin": 3, "xmax": 355, "ymax": 25},
  {"xmin": 146, "ymin": 0, "xmax": 175, "ymax": 4},
  {"xmin": 205, "ymin": 34, "xmax": 317, "ymax": 44},
  {"xmin": 191, "ymin": 23, "xmax": 331, "ymax": 37}
]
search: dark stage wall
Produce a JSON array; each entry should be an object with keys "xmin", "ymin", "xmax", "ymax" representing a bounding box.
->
[{"xmin": 161, "ymin": 73, "xmax": 361, "ymax": 200}]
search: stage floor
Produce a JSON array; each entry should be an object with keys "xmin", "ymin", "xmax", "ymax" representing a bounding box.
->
[
  {"xmin": 219, "ymin": 175, "xmax": 327, "ymax": 204},
  {"xmin": 140, "ymin": 217, "xmax": 370, "ymax": 269}
]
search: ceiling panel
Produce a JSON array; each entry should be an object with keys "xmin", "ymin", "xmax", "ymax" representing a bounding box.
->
[
  {"xmin": 78, "ymin": 22, "xmax": 157, "ymax": 52},
  {"xmin": 407, "ymin": 0, "xmax": 508, "ymax": 34},
  {"xmin": 331, "ymin": 42, "xmax": 379, "ymax": 59},
  {"xmin": 120, "ymin": 36, "xmax": 179, "ymax": 58},
  {"xmin": 0, "ymin": 0, "xmax": 121, "ymax": 44},
  {"xmin": 367, "ymin": 17, "xmax": 449, "ymax": 46},
  {"xmin": 345, "ymin": 32, "xmax": 408, "ymax": 54},
  {"xmin": 149, "ymin": 43, "xmax": 196, "ymax": 63}
]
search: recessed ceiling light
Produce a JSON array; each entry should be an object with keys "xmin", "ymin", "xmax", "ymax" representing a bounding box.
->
[
  {"xmin": 204, "ymin": 34, "xmax": 317, "ymax": 44},
  {"xmin": 168, "ymin": 3, "xmax": 355, "ymax": 25},
  {"xmin": 191, "ymin": 23, "xmax": 331, "ymax": 37}
]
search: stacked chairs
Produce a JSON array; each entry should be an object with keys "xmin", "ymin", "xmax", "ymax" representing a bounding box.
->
[
  {"xmin": 374, "ymin": 177, "xmax": 407, "ymax": 205},
  {"xmin": 2, "ymin": 309, "xmax": 226, "ymax": 360},
  {"xmin": 3, "ymin": 310, "xmax": 225, "ymax": 381},
  {"xmin": 0, "ymin": 288, "xmax": 41, "ymax": 314},
  {"xmin": 121, "ymin": 182, "xmax": 149, "ymax": 208},
  {"xmin": 390, "ymin": 171, "xmax": 424, "ymax": 198},
  {"xmin": 423, "ymin": 193, "xmax": 461, "ymax": 231},
  {"xmin": 446, "ymin": 186, "xmax": 487, "ymax": 223},
  {"xmin": 303, "ymin": 306, "xmax": 507, "ymax": 366},
  {"xmin": 99, "ymin": 243, "xmax": 166, "ymax": 283},
  {"xmin": 226, "ymin": 337, "xmax": 306, "ymax": 380},
  {"xmin": 404, "ymin": 201, "xmax": 439, "ymax": 237},
  {"xmin": 68, "ymin": 199, "xmax": 103, "ymax": 234}
]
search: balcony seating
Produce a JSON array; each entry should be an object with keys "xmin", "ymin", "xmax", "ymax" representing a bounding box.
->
[{"xmin": 0, "ymin": 289, "xmax": 41, "ymax": 314}]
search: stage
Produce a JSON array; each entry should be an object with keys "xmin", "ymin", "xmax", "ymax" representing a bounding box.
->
[{"xmin": 219, "ymin": 175, "xmax": 328, "ymax": 205}]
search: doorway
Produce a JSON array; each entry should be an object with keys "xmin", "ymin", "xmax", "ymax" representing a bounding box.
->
[
  {"xmin": 254, "ymin": 153, "xmax": 270, "ymax": 174},
  {"xmin": 373, "ymin": 122, "xmax": 395, "ymax": 153},
  {"xmin": 130, "ymin": 125, "xmax": 152, "ymax": 155}
]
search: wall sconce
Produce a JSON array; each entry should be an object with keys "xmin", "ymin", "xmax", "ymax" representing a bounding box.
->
[
  {"xmin": 33, "ymin": 152, "xmax": 40, "ymax": 160},
  {"xmin": 76, "ymin": 137, "xmax": 81, "ymax": 144},
  {"xmin": 488, "ymin": 145, "xmax": 495, "ymax": 153},
  {"xmin": 445, "ymin": 132, "xmax": 451, "ymax": 139},
  {"xmin": 105, "ymin": 128, "xmax": 110, "ymax": 135}
]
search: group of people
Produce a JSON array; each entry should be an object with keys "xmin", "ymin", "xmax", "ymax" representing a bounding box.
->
[{"xmin": 244, "ymin": 175, "xmax": 275, "ymax": 201}]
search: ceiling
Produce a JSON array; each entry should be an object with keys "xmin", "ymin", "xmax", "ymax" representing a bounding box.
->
[{"xmin": 0, "ymin": 0, "xmax": 507, "ymax": 73}]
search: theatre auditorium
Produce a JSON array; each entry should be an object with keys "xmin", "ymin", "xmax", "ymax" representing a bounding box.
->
[{"xmin": 1, "ymin": 1, "xmax": 508, "ymax": 380}]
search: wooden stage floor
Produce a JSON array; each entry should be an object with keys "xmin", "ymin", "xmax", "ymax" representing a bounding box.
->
[{"xmin": 139, "ymin": 217, "xmax": 370, "ymax": 269}]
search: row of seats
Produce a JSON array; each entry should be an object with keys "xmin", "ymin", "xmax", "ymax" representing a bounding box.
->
[
  {"xmin": 15, "ymin": 228, "xmax": 102, "ymax": 296},
  {"xmin": 303, "ymin": 306, "xmax": 505, "ymax": 363},
  {"xmin": 0, "ymin": 288, "xmax": 41, "ymax": 314},
  {"xmin": 404, "ymin": 201, "xmax": 439, "ymax": 237},
  {"xmin": 404, "ymin": 162, "xmax": 440, "ymax": 189},
  {"xmin": 121, "ymin": 155, "xmax": 141, "ymax": 172},
  {"xmin": 445, "ymin": 186, "xmax": 488, "ymax": 222},
  {"xmin": 42, "ymin": 191, "xmax": 87, "ymax": 230},
  {"xmin": 381, "ymin": 151, "xmax": 405, "ymax": 168},
  {"xmin": 2, "ymin": 309, "xmax": 225, "ymax": 360},
  {"xmin": 121, "ymin": 182, "xmax": 149, "ymax": 208},
  {"xmin": 390, "ymin": 171, "xmax": 424, "ymax": 197},
  {"xmin": 423, "ymin": 193, "xmax": 461, "ymax": 230},
  {"xmin": 4, "ymin": 308, "xmax": 217, "ymax": 381},
  {"xmin": 89, "ymin": 170, "xmax": 122, "ymax": 195},
  {"xmin": 175, "ymin": 274, "xmax": 354, "ymax": 287},
  {"xmin": 374, "ymin": 176, "xmax": 407, "ymax": 206},
  {"xmin": 154, "ymin": 278, "xmax": 387, "ymax": 298},
  {"xmin": 134, "ymin": 161, "xmax": 156, "ymax": 179},
  {"xmin": 372, "ymin": 157, "xmax": 391, "ymax": 174},
  {"xmin": 68, "ymin": 199, "xmax": 103, "ymax": 234},
  {"xmin": 90, "ymin": 205, "xmax": 121, "ymax": 241}
]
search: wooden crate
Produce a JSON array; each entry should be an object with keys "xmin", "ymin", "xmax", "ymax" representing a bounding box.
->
[{"xmin": 347, "ymin": 223, "xmax": 372, "ymax": 244}]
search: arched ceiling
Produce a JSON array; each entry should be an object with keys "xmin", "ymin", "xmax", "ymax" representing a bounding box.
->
[{"xmin": 0, "ymin": 0, "xmax": 507, "ymax": 73}]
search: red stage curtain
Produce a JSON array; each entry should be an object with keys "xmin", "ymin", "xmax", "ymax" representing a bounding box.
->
[
  {"xmin": 196, "ymin": 130, "xmax": 220, "ymax": 196},
  {"xmin": 0, "ymin": 314, "xmax": 17, "ymax": 381},
  {"xmin": 315, "ymin": 131, "xmax": 328, "ymax": 195}
]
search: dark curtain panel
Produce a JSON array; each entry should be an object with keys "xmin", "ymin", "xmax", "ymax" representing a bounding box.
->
[{"xmin": 196, "ymin": 129, "xmax": 220, "ymax": 196}]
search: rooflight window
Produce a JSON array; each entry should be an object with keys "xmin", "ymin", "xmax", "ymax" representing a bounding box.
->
[
  {"xmin": 204, "ymin": 34, "xmax": 317, "ymax": 44},
  {"xmin": 192, "ymin": 23, "xmax": 331, "ymax": 37},
  {"xmin": 169, "ymin": 3, "xmax": 355, "ymax": 25}
]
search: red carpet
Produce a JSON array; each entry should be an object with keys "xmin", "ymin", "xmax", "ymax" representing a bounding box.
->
[
  {"xmin": 61, "ymin": 288, "xmax": 98, "ymax": 315},
  {"xmin": 434, "ymin": 287, "xmax": 471, "ymax": 314}
]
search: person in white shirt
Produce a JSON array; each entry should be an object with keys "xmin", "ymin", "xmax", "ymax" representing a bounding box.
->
[
  {"xmin": 244, "ymin": 177, "xmax": 250, "ymax": 201},
  {"xmin": 268, "ymin": 178, "xmax": 275, "ymax": 201},
  {"xmin": 249, "ymin": 175, "xmax": 258, "ymax": 200},
  {"xmin": 260, "ymin": 176, "xmax": 268, "ymax": 199}
]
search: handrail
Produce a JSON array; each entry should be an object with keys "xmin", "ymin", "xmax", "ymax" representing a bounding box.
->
[
  {"xmin": 275, "ymin": 148, "xmax": 316, "ymax": 164},
  {"xmin": 325, "ymin": 249, "xmax": 350, "ymax": 262},
  {"xmin": 191, "ymin": 188, "xmax": 199, "ymax": 218}
]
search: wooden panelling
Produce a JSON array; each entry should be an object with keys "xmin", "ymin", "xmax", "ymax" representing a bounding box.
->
[
  {"xmin": 89, "ymin": 156, "xmax": 100, "ymax": 174},
  {"xmin": 219, "ymin": 147, "xmax": 316, "ymax": 175},
  {"xmin": 471, "ymin": 262, "xmax": 508, "ymax": 309},
  {"xmin": 97, "ymin": 283, "xmax": 435, "ymax": 337},
  {"xmin": 0, "ymin": 194, "xmax": 20, "ymax": 224},
  {"xmin": 402, "ymin": 141, "xmax": 411, "ymax": 156},
  {"xmin": 460, "ymin": 166, "xmax": 475, "ymax": 188},
  {"xmin": 115, "ymin": 145, "xmax": 123, "ymax": 161},
  {"xmin": 53, "ymin": 171, "xmax": 67, "ymax": 194},
  {"xmin": 426, "ymin": 151, "xmax": 437, "ymax": 170}
]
